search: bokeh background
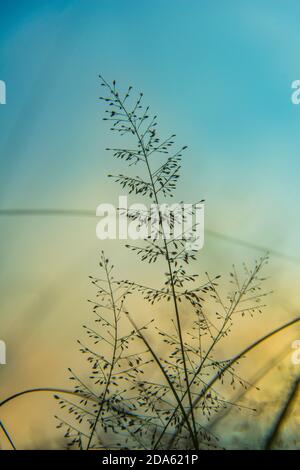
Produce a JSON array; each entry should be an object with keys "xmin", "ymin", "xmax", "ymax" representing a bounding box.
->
[{"xmin": 0, "ymin": 0, "xmax": 300, "ymax": 449}]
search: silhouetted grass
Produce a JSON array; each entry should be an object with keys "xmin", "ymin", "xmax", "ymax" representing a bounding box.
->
[
  {"xmin": 53, "ymin": 77, "xmax": 300, "ymax": 450},
  {"xmin": 1, "ymin": 78, "xmax": 300, "ymax": 450}
]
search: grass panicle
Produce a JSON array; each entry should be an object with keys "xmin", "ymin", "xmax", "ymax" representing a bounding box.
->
[{"xmin": 1, "ymin": 78, "xmax": 299, "ymax": 450}]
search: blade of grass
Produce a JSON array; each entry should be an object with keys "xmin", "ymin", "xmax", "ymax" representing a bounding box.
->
[
  {"xmin": 209, "ymin": 343, "xmax": 292, "ymax": 430},
  {"xmin": 100, "ymin": 75, "xmax": 198, "ymax": 444},
  {"xmin": 1, "ymin": 209, "xmax": 300, "ymax": 265},
  {"xmin": 86, "ymin": 254, "xmax": 119, "ymax": 450},
  {"xmin": 156, "ymin": 316, "xmax": 300, "ymax": 449},
  {"xmin": 264, "ymin": 375, "xmax": 300, "ymax": 449},
  {"xmin": 0, "ymin": 387, "xmax": 99, "ymax": 409},
  {"xmin": 127, "ymin": 314, "xmax": 198, "ymax": 449},
  {"xmin": 0, "ymin": 419, "xmax": 16, "ymax": 450}
]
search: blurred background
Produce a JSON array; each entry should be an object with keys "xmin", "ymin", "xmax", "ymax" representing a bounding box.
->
[{"xmin": 0, "ymin": 0, "xmax": 300, "ymax": 449}]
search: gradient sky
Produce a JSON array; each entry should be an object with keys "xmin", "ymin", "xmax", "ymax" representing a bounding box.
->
[
  {"xmin": 0, "ymin": 0, "xmax": 300, "ymax": 449},
  {"xmin": 1, "ymin": 0, "xmax": 300, "ymax": 250}
]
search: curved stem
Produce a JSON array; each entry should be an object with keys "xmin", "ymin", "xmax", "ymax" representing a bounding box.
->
[
  {"xmin": 0, "ymin": 419, "xmax": 16, "ymax": 450},
  {"xmin": 264, "ymin": 375, "xmax": 300, "ymax": 449},
  {"xmin": 0, "ymin": 387, "xmax": 98, "ymax": 409},
  {"xmin": 127, "ymin": 315, "xmax": 198, "ymax": 449},
  {"xmin": 166, "ymin": 316, "xmax": 300, "ymax": 448},
  {"xmin": 154, "ymin": 260, "xmax": 256, "ymax": 448}
]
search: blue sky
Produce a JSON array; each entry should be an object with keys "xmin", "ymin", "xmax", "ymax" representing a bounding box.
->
[
  {"xmin": 1, "ymin": 0, "xmax": 300, "ymax": 449},
  {"xmin": 1, "ymin": 0, "xmax": 300, "ymax": 255},
  {"xmin": 1, "ymin": 1, "xmax": 300, "ymax": 314}
]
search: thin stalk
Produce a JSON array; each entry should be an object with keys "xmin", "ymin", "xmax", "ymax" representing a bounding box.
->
[
  {"xmin": 0, "ymin": 387, "xmax": 99, "ymax": 408},
  {"xmin": 264, "ymin": 375, "xmax": 300, "ymax": 449},
  {"xmin": 0, "ymin": 419, "xmax": 16, "ymax": 450},
  {"xmin": 155, "ymin": 262, "xmax": 260, "ymax": 448},
  {"xmin": 209, "ymin": 343, "xmax": 292, "ymax": 430},
  {"xmin": 0, "ymin": 386, "xmax": 158, "ymax": 440},
  {"xmin": 127, "ymin": 315, "xmax": 198, "ymax": 449},
  {"xmin": 86, "ymin": 256, "xmax": 119, "ymax": 450},
  {"xmin": 155, "ymin": 316, "xmax": 300, "ymax": 449}
]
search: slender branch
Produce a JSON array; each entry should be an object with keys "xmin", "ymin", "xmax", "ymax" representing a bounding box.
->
[
  {"xmin": 0, "ymin": 387, "xmax": 99, "ymax": 409},
  {"xmin": 86, "ymin": 254, "xmax": 119, "ymax": 450},
  {"xmin": 166, "ymin": 316, "xmax": 300, "ymax": 448},
  {"xmin": 127, "ymin": 314, "xmax": 198, "ymax": 449},
  {"xmin": 100, "ymin": 75, "xmax": 198, "ymax": 446},
  {"xmin": 0, "ymin": 419, "xmax": 16, "ymax": 450},
  {"xmin": 264, "ymin": 375, "xmax": 300, "ymax": 449}
]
